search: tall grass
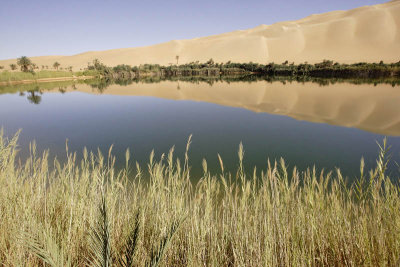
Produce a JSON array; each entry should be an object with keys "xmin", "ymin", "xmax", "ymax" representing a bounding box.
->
[{"xmin": 0, "ymin": 131, "xmax": 399, "ymax": 266}]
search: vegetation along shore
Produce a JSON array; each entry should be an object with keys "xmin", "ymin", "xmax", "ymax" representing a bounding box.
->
[{"xmin": 1, "ymin": 56, "xmax": 399, "ymax": 85}]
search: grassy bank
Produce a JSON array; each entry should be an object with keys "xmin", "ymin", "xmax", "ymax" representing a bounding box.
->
[
  {"xmin": 0, "ymin": 70, "xmax": 99, "ymax": 83},
  {"xmin": 0, "ymin": 132, "xmax": 399, "ymax": 266}
]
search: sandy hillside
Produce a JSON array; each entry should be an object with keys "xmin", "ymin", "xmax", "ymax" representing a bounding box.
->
[{"xmin": 1, "ymin": 0, "xmax": 400, "ymax": 70}]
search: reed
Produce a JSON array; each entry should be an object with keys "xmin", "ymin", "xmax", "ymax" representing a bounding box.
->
[{"xmin": 0, "ymin": 130, "xmax": 399, "ymax": 266}]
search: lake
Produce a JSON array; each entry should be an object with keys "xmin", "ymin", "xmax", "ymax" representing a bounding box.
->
[{"xmin": 0, "ymin": 78, "xmax": 399, "ymax": 182}]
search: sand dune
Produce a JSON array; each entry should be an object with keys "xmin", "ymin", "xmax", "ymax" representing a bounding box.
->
[
  {"xmin": 1, "ymin": 1, "xmax": 400, "ymax": 70},
  {"xmin": 55, "ymin": 81, "xmax": 400, "ymax": 136}
]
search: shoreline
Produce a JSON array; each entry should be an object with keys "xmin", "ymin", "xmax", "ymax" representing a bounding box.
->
[
  {"xmin": 0, "ymin": 75, "xmax": 94, "ymax": 86},
  {"xmin": 1, "ymin": 59, "xmax": 400, "ymax": 87}
]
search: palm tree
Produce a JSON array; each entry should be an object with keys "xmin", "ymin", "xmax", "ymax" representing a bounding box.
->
[
  {"xmin": 207, "ymin": 58, "xmax": 214, "ymax": 66},
  {"xmin": 53, "ymin": 62, "xmax": 60, "ymax": 70},
  {"xmin": 17, "ymin": 56, "xmax": 32, "ymax": 72},
  {"xmin": 9, "ymin": 64, "xmax": 17, "ymax": 70},
  {"xmin": 176, "ymin": 55, "xmax": 179, "ymax": 65}
]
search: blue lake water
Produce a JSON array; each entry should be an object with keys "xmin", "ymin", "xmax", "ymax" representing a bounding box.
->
[{"xmin": 0, "ymin": 79, "xmax": 399, "ymax": 181}]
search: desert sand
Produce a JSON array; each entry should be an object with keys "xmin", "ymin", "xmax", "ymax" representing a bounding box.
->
[
  {"xmin": 1, "ymin": 1, "xmax": 399, "ymax": 70},
  {"xmin": 49, "ymin": 80, "xmax": 400, "ymax": 136}
]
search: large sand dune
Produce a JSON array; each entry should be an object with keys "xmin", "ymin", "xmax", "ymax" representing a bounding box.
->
[{"xmin": 1, "ymin": 1, "xmax": 400, "ymax": 70}]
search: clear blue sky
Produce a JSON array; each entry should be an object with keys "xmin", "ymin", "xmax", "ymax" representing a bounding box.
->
[{"xmin": 0, "ymin": 0, "xmax": 387, "ymax": 60}]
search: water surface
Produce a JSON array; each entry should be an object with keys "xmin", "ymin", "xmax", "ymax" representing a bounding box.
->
[{"xmin": 0, "ymin": 79, "xmax": 399, "ymax": 181}]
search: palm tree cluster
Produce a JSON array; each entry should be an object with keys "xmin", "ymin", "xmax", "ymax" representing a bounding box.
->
[{"xmin": 17, "ymin": 56, "xmax": 33, "ymax": 72}]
